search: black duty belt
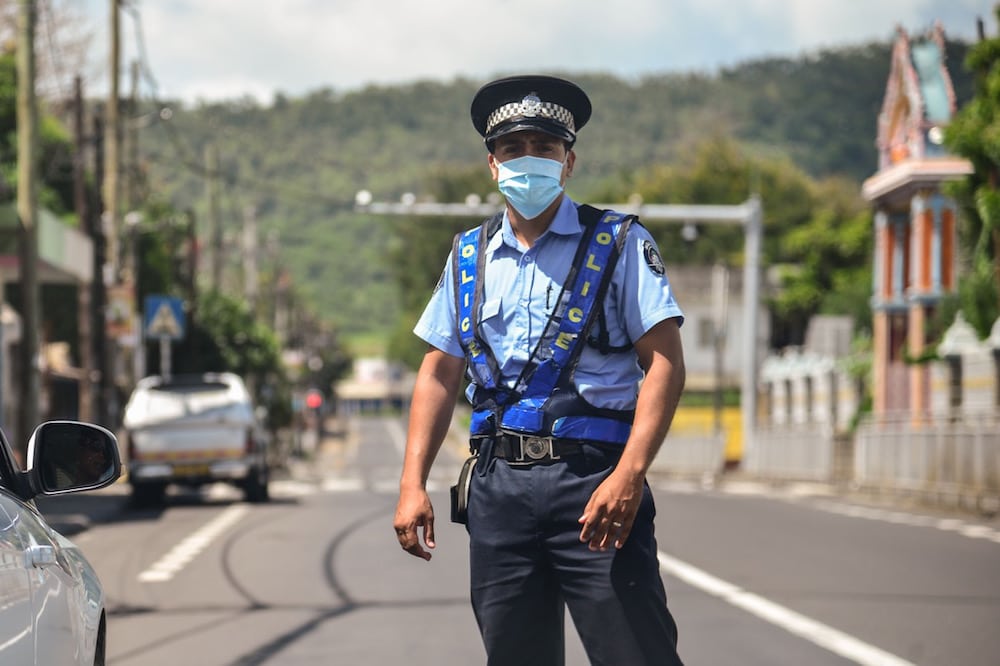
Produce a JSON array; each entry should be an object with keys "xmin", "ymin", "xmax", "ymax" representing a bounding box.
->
[{"xmin": 486, "ymin": 431, "xmax": 585, "ymax": 465}]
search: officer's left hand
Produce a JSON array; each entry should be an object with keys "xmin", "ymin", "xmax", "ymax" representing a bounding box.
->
[{"xmin": 578, "ymin": 469, "xmax": 643, "ymax": 551}]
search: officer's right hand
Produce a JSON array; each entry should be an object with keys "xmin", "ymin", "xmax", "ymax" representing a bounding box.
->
[{"xmin": 394, "ymin": 487, "xmax": 436, "ymax": 561}]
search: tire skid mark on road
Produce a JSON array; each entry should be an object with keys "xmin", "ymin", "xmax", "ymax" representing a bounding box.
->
[
  {"xmin": 226, "ymin": 503, "xmax": 394, "ymax": 665},
  {"xmin": 137, "ymin": 504, "xmax": 249, "ymax": 582},
  {"xmin": 658, "ymin": 551, "xmax": 917, "ymax": 666},
  {"xmin": 219, "ymin": 501, "xmax": 299, "ymax": 610}
]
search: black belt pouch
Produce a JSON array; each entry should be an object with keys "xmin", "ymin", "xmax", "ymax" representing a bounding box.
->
[{"xmin": 450, "ymin": 453, "xmax": 478, "ymax": 524}]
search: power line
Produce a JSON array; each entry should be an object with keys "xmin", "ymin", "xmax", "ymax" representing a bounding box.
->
[
  {"xmin": 38, "ymin": 0, "xmax": 73, "ymax": 100},
  {"xmin": 121, "ymin": 0, "xmax": 159, "ymax": 95}
]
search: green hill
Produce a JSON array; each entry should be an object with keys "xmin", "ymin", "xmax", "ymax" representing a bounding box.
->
[{"xmin": 131, "ymin": 39, "xmax": 974, "ymax": 347}]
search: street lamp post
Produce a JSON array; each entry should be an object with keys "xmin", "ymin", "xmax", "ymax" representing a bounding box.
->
[
  {"xmin": 355, "ymin": 193, "xmax": 764, "ymax": 463},
  {"xmin": 597, "ymin": 196, "xmax": 764, "ymax": 463}
]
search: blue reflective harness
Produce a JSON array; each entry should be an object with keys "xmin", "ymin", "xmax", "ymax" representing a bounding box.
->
[{"xmin": 453, "ymin": 205, "xmax": 635, "ymax": 445}]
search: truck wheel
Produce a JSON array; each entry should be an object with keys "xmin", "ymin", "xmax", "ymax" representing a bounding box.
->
[
  {"xmin": 243, "ymin": 466, "xmax": 270, "ymax": 503},
  {"xmin": 130, "ymin": 482, "xmax": 166, "ymax": 507}
]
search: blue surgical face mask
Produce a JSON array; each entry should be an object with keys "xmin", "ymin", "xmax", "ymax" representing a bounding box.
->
[{"xmin": 495, "ymin": 155, "xmax": 566, "ymax": 219}]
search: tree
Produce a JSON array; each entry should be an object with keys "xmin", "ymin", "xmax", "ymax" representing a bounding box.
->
[
  {"xmin": 0, "ymin": 48, "xmax": 75, "ymax": 215},
  {"xmin": 0, "ymin": 0, "xmax": 92, "ymax": 102},
  {"xmin": 594, "ymin": 136, "xmax": 872, "ymax": 348},
  {"xmin": 770, "ymin": 176, "xmax": 873, "ymax": 343},
  {"xmin": 944, "ymin": 8, "xmax": 1000, "ymax": 338},
  {"xmin": 133, "ymin": 197, "xmax": 352, "ymax": 431},
  {"xmin": 128, "ymin": 44, "xmax": 976, "ymax": 346},
  {"xmin": 384, "ymin": 166, "xmax": 490, "ymax": 367},
  {"xmin": 143, "ymin": 288, "xmax": 293, "ymax": 430}
]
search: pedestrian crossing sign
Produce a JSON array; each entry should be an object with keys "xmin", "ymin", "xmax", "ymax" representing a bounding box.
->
[{"xmin": 144, "ymin": 295, "xmax": 186, "ymax": 340}]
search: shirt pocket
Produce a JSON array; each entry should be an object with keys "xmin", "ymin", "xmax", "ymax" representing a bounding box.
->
[{"xmin": 479, "ymin": 297, "xmax": 505, "ymax": 338}]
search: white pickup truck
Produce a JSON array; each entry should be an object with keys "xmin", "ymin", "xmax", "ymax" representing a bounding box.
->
[{"xmin": 122, "ymin": 372, "xmax": 270, "ymax": 505}]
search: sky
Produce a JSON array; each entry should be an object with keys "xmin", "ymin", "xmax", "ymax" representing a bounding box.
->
[{"xmin": 73, "ymin": 0, "xmax": 993, "ymax": 105}]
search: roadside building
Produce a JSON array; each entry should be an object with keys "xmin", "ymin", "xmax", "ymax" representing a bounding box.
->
[{"xmin": 0, "ymin": 204, "xmax": 95, "ymax": 446}]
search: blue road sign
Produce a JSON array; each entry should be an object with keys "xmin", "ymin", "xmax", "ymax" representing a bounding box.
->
[{"xmin": 144, "ymin": 295, "xmax": 186, "ymax": 340}]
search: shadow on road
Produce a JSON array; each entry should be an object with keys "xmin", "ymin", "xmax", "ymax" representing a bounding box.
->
[{"xmin": 35, "ymin": 479, "xmax": 306, "ymax": 536}]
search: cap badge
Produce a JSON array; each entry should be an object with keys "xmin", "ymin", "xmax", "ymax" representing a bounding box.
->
[{"xmin": 519, "ymin": 94, "xmax": 542, "ymax": 117}]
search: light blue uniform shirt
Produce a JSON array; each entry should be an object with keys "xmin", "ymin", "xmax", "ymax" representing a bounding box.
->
[{"xmin": 414, "ymin": 197, "xmax": 684, "ymax": 411}]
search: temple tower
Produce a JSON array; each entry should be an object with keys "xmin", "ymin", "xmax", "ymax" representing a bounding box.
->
[{"xmin": 861, "ymin": 24, "xmax": 972, "ymax": 420}]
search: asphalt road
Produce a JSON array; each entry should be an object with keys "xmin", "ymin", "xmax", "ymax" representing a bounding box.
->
[{"xmin": 37, "ymin": 415, "xmax": 1000, "ymax": 665}]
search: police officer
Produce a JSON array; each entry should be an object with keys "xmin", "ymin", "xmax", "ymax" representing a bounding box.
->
[{"xmin": 394, "ymin": 74, "xmax": 686, "ymax": 666}]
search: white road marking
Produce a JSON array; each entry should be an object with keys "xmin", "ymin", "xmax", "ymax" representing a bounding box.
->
[
  {"xmin": 321, "ymin": 477, "xmax": 366, "ymax": 492},
  {"xmin": 268, "ymin": 480, "xmax": 319, "ymax": 497},
  {"xmin": 811, "ymin": 501, "xmax": 1000, "ymax": 545},
  {"xmin": 658, "ymin": 551, "xmax": 916, "ymax": 666},
  {"xmin": 372, "ymin": 479, "xmax": 402, "ymax": 494},
  {"xmin": 654, "ymin": 480, "xmax": 1000, "ymax": 547},
  {"xmin": 137, "ymin": 504, "xmax": 249, "ymax": 583},
  {"xmin": 205, "ymin": 484, "xmax": 241, "ymax": 500},
  {"xmin": 385, "ymin": 418, "xmax": 407, "ymax": 456}
]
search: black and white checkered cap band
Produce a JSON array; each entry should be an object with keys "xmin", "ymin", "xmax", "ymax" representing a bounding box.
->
[{"xmin": 486, "ymin": 94, "xmax": 576, "ymax": 135}]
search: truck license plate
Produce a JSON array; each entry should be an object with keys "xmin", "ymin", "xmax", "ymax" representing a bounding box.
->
[{"xmin": 172, "ymin": 463, "xmax": 210, "ymax": 477}]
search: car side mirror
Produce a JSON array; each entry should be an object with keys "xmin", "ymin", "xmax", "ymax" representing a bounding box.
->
[{"xmin": 27, "ymin": 421, "xmax": 123, "ymax": 495}]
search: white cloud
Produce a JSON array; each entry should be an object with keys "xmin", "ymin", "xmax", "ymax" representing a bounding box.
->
[
  {"xmin": 73, "ymin": 0, "xmax": 991, "ymax": 103},
  {"xmin": 781, "ymin": 0, "xmax": 986, "ymax": 49}
]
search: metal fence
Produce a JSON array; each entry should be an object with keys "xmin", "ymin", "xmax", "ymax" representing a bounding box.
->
[
  {"xmin": 854, "ymin": 414, "xmax": 1000, "ymax": 509},
  {"xmin": 743, "ymin": 423, "xmax": 838, "ymax": 481},
  {"xmin": 649, "ymin": 432, "xmax": 727, "ymax": 478}
]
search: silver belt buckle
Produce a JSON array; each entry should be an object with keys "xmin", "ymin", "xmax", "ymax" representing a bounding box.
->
[{"xmin": 518, "ymin": 435, "xmax": 558, "ymax": 461}]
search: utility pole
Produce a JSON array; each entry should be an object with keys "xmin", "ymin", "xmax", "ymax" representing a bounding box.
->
[
  {"xmin": 93, "ymin": 106, "xmax": 111, "ymax": 427},
  {"xmin": 265, "ymin": 230, "xmax": 287, "ymax": 343},
  {"xmin": 125, "ymin": 60, "xmax": 140, "ymax": 214},
  {"xmin": 16, "ymin": 0, "xmax": 41, "ymax": 455},
  {"xmin": 205, "ymin": 145, "xmax": 222, "ymax": 291},
  {"xmin": 356, "ymin": 194, "xmax": 765, "ymax": 463},
  {"xmin": 711, "ymin": 262, "xmax": 730, "ymax": 436},
  {"xmin": 104, "ymin": 0, "xmax": 121, "ymax": 278},
  {"xmin": 274, "ymin": 267, "xmax": 292, "ymax": 345},
  {"xmin": 101, "ymin": 0, "xmax": 126, "ymax": 427},
  {"xmin": 72, "ymin": 75, "xmax": 94, "ymax": 423},
  {"xmin": 183, "ymin": 208, "xmax": 199, "ymax": 369},
  {"xmin": 126, "ymin": 60, "xmax": 143, "ymax": 384},
  {"xmin": 242, "ymin": 203, "xmax": 259, "ymax": 311}
]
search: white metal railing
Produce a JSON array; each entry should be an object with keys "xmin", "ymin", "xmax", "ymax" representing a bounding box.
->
[
  {"xmin": 745, "ymin": 423, "xmax": 836, "ymax": 481},
  {"xmin": 650, "ymin": 433, "xmax": 727, "ymax": 477},
  {"xmin": 854, "ymin": 413, "xmax": 1000, "ymax": 504}
]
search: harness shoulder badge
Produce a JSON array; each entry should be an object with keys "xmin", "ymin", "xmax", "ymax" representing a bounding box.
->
[
  {"xmin": 453, "ymin": 206, "xmax": 633, "ymax": 437},
  {"xmin": 453, "ymin": 214, "xmax": 503, "ymax": 392}
]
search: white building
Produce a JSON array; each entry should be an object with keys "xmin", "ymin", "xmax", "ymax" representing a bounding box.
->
[{"xmin": 669, "ymin": 264, "xmax": 768, "ymax": 393}]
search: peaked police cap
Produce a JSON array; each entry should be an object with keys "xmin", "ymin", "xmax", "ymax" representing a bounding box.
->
[{"xmin": 470, "ymin": 75, "xmax": 592, "ymax": 150}]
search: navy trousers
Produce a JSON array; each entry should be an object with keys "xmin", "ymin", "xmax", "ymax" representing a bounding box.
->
[{"xmin": 466, "ymin": 443, "xmax": 684, "ymax": 666}]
